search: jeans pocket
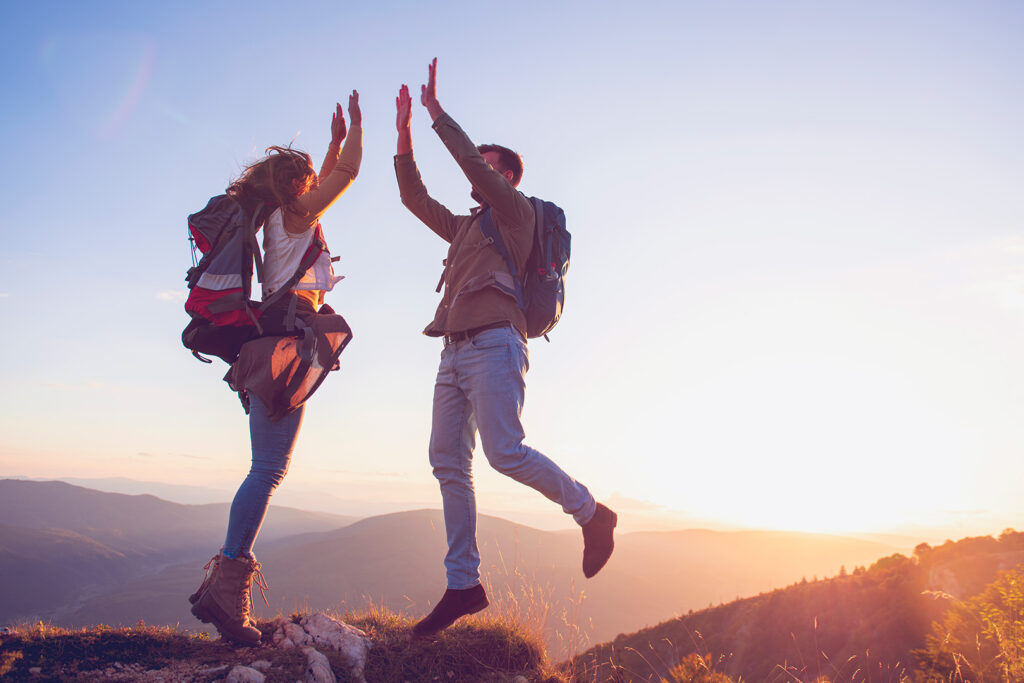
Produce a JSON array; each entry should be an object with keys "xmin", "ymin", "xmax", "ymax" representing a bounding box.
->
[{"xmin": 469, "ymin": 329, "xmax": 512, "ymax": 350}]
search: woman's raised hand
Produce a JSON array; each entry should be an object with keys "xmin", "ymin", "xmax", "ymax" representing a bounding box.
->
[
  {"xmin": 396, "ymin": 84, "xmax": 412, "ymax": 132},
  {"xmin": 330, "ymin": 103, "xmax": 346, "ymax": 146}
]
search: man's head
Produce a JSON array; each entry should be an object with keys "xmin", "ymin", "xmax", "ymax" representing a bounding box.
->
[{"xmin": 477, "ymin": 144, "xmax": 523, "ymax": 187}]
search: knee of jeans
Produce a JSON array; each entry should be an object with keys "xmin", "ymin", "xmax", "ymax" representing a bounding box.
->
[
  {"xmin": 430, "ymin": 458, "xmax": 471, "ymax": 485},
  {"xmin": 429, "ymin": 448, "xmax": 470, "ymax": 483},
  {"xmin": 250, "ymin": 462, "xmax": 289, "ymax": 489},
  {"xmin": 483, "ymin": 442, "xmax": 531, "ymax": 476}
]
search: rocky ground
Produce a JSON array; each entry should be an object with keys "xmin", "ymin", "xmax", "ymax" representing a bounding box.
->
[{"xmin": 0, "ymin": 610, "xmax": 566, "ymax": 682}]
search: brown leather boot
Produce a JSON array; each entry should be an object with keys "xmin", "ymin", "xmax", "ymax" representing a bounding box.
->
[
  {"xmin": 190, "ymin": 552, "xmax": 266, "ymax": 645},
  {"xmin": 188, "ymin": 553, "xmax": 221, "ymax": 605}
]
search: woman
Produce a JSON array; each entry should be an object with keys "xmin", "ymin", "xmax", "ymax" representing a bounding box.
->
[{"xmin": 189, "ymin": 91, "xmax": 362, "ymax": 645}]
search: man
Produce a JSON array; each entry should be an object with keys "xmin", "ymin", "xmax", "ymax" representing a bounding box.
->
[{"xmin": 394, "ymin": 58, "xmax": 617, "ymax": 637}]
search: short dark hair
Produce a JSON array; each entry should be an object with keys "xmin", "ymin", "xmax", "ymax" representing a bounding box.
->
[{"xmin": 477, "ymin": 144, "xmax": 524, "ymax": 186}]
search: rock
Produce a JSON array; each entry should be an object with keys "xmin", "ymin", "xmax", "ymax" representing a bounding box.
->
[
  {"xmin": 227, "ymin": 665, "xmax": 267, "ymax": 683},
  {"xmin": 300, "ymin": 613, "xmax": 372, "ymax": 681},
  {"xmin": 200, "ymin": 664, "xmax": 230, "ymax": 676},
  {"xmin": 250, "ymin": 659, "xmax": 272, "ymax": 672},
  {"xmin": 273, "ymin": 620, "xmax": 311, "ymax": 649},
  {"xmin": 270, "ymin": 612, "xmax": 372, "ymax": 683},
  {"xmin": 302, "ymin": 646, "xmax": 336, "ymax": 683}
]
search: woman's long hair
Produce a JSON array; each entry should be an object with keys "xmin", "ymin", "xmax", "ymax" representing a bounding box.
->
[{"xmin": 227, "ymin": 146, "xmax": 315, "ymax": 219}]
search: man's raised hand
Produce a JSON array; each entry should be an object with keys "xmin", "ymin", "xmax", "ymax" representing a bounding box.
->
[
  {"xmin": 397, "ymin": 84, "xmax": 413, "ymax": 155},
  {"xmin": 420, "ymin": 57, "xmax": 444, "ymax": 121}
]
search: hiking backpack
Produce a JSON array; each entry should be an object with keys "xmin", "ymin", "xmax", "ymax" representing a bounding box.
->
[
  {"xmin": 479, "ymin": 196, "xmax": 570, "ymax": 340},
  {"xmin": 182, "ymin": 195, "xmax": 330, "ymax": 364}
]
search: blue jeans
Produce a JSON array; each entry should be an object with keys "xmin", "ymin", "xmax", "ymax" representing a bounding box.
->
[
  {"xmin": 223, "ymin": 395, "xmax": 304, "ymax": 559},
  {"xmin": 429, "ymin": 325, "xmax": 596, "ymax": 589}
]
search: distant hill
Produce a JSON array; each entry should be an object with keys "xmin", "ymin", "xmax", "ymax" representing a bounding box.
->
[
  {"xmin": 0, "ymin": 479, "xmax": 356, "ymax": 557},
  {"xmin": 573, "ymin": 530, "xmax": 1024, "ymax": 682},
  {"xmin": 0, "ymin": 479, "xmax": 355, "ymax": 624},
  {"xmin": 22, "ymin": 475, "xmax": 235, "ymax": 505},
  {"xmin": 58, "ymin": 507, "xmax": 898, "ymax": 656},
  {"xmin": 0, "ymin": 524, "xmax": 133, "ymax": 619}
]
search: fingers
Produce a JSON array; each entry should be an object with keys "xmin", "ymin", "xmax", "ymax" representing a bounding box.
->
[
  {"xmin": 396, "ymin": 84, "xmax": 411, "ymax": 110},
  {"xmin": 396, "ymin": 84, "xmax": 412, "ymax": 130},
  {"xmin": 331, "ymin": 102, "xmax": 346, "ymax": 143}
]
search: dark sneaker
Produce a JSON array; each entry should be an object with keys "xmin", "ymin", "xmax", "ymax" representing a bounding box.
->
[
  {"xmin": 582, "ymin": 503, "xmax": 617, "ymax": 578},
  {"xmin": 411, "ymin": 585, "xmax": 489, "ymax": 638}
]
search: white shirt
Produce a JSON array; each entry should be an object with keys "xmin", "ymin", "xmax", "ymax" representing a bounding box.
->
[{"xmin": 261, "ymin": 208, "xmax": 343, "ymax": 299}]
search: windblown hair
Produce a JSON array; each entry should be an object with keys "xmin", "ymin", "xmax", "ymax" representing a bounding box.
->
[
  {"xmin": 478, "ymin": 144, "xmax": 524, "ymax": 187},
  {"xmin": 226, "ymin": 146, "xmax": 316, "ymax": 218}
]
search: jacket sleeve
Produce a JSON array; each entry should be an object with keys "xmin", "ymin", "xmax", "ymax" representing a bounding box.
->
[
  {"xmin": 431, "ymin": 113, "xmax": 533, "ymax": 231},
  {"xmin": 288, "ymin": 125, "xmax": 363, "ymax": 230},
  {"xmin": 394, "ymin": 152, "xmax": 458, "ymax": 243},
  {"xmin": 317, "ymin": 141, "xmax": 340, "ymax": 180}
]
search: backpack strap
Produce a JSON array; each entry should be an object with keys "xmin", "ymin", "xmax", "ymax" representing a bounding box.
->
[
  {"xmin": 530, "ymin": 197, "xmax": 554, "ymax": 280},
  {"xmin": 257, "ymin": 222, "xmax": 327, "ymax": 318},
  {"xmin": 478, "ymin": 209, "xmax": 525, "ymax": 309},
  {"xmin": 243, "ymin": 201, "xmax": 267, "ymax": 334}
]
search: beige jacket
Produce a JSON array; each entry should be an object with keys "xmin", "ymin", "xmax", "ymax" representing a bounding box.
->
[{"xmin": 395, "ymin": 114, "xmax": 534, "ymax": 337}]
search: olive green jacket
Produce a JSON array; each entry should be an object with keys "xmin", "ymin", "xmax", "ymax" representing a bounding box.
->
[{"xmin": 395, "ymin": 113, "xmax": 534, "ymax": 337}]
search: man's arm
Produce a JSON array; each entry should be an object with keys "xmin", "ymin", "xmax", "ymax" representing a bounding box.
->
[
  {"xmin": 419, "ymin": 58, "xmax": 532, "ymax": 228},
  {"xmin": 397, "ymin": 84, "xmax": 413, "ymax": 156},
  {"xmin": 395, "ymin": 82, "xmax": 458, "ymax": 242}
]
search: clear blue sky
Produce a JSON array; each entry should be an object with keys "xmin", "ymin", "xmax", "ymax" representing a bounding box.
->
[{"xmin": 1, "ymin": 1, "xmax": 1022, "ymax": 536}]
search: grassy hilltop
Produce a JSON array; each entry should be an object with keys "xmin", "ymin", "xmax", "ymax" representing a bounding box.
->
[{"xmin": 0, "ymin": 609, "xmax": 567, "ymax": 682}]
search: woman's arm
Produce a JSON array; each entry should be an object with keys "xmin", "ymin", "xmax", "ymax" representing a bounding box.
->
[
  {"xmin": 287, "ymin": 92, "xmax": 363, "ymax": 233},
  {"xmin": 317, "ymin": 102, "xmax": 346, "ymax": 180}
]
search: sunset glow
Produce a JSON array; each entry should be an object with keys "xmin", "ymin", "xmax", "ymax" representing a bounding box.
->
[{"xmin": 1, "ymin": 1, "xmax": 1022, "ymax": 543}]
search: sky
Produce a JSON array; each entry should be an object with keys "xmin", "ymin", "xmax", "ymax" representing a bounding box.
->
[{"xmin": 0, "ymin": 1, "xmax": 1021, "ymax": 539}]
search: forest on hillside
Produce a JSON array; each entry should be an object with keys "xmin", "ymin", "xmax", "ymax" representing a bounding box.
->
[{"xmin": 573, "ymin": 530, "xmax": 1024, "ymax": 682}]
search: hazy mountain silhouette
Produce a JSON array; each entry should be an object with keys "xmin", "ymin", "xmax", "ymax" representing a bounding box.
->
[
  {"xmin": 11, "ymin": 475, "xmax": 235, "ymax": 505},
  {"xmin": 0, "ymin": 479, "xmax": 355, "ymax": 624},
  {"xmin": 249, "ymin": 512, "xmax": 900, "ymax": 648},
  {"xmin": 0, "ymin": 479, "xmax": 355, "ymax": 557},
  {"xmin": 17, "ymin": 487, "xmax": 899, "ymax": 652},
  {"xmin": 0, "ymin": 523, "xmax": 134, "ymax": 620}
]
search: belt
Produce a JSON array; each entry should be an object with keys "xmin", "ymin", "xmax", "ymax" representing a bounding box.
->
[{"xmin": 443, "ymin": 321, "xmax": 512, "ymax": 346}]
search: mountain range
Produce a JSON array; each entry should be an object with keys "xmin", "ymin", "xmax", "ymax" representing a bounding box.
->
[{"xmin": 0, "ymin": 478, "xmax": 901, "ymax": 656}]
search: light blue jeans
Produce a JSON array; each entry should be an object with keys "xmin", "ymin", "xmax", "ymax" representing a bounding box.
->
[
  {"xmin": 429, "ymin": 325, "xmax": 596, "ymax": 589},
  {"xmin": 223, "ymin": 395, "xmax": 304, "ymax": 559}
]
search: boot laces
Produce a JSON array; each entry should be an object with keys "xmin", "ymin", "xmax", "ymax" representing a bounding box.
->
[
  {"xmin": 201, "ymin": 554, "xmax": 219, "ymax": 577},
  {"xmin": 251, "ymin": 561, "xmax": 270, "ymax": 608},
  {"xmin": 195, "ymin": 554, "xmax": 220, "ymax": 593},
  {"xmin": 238, "ymin": 559, "xmax": 270, "ymax": 619}
]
